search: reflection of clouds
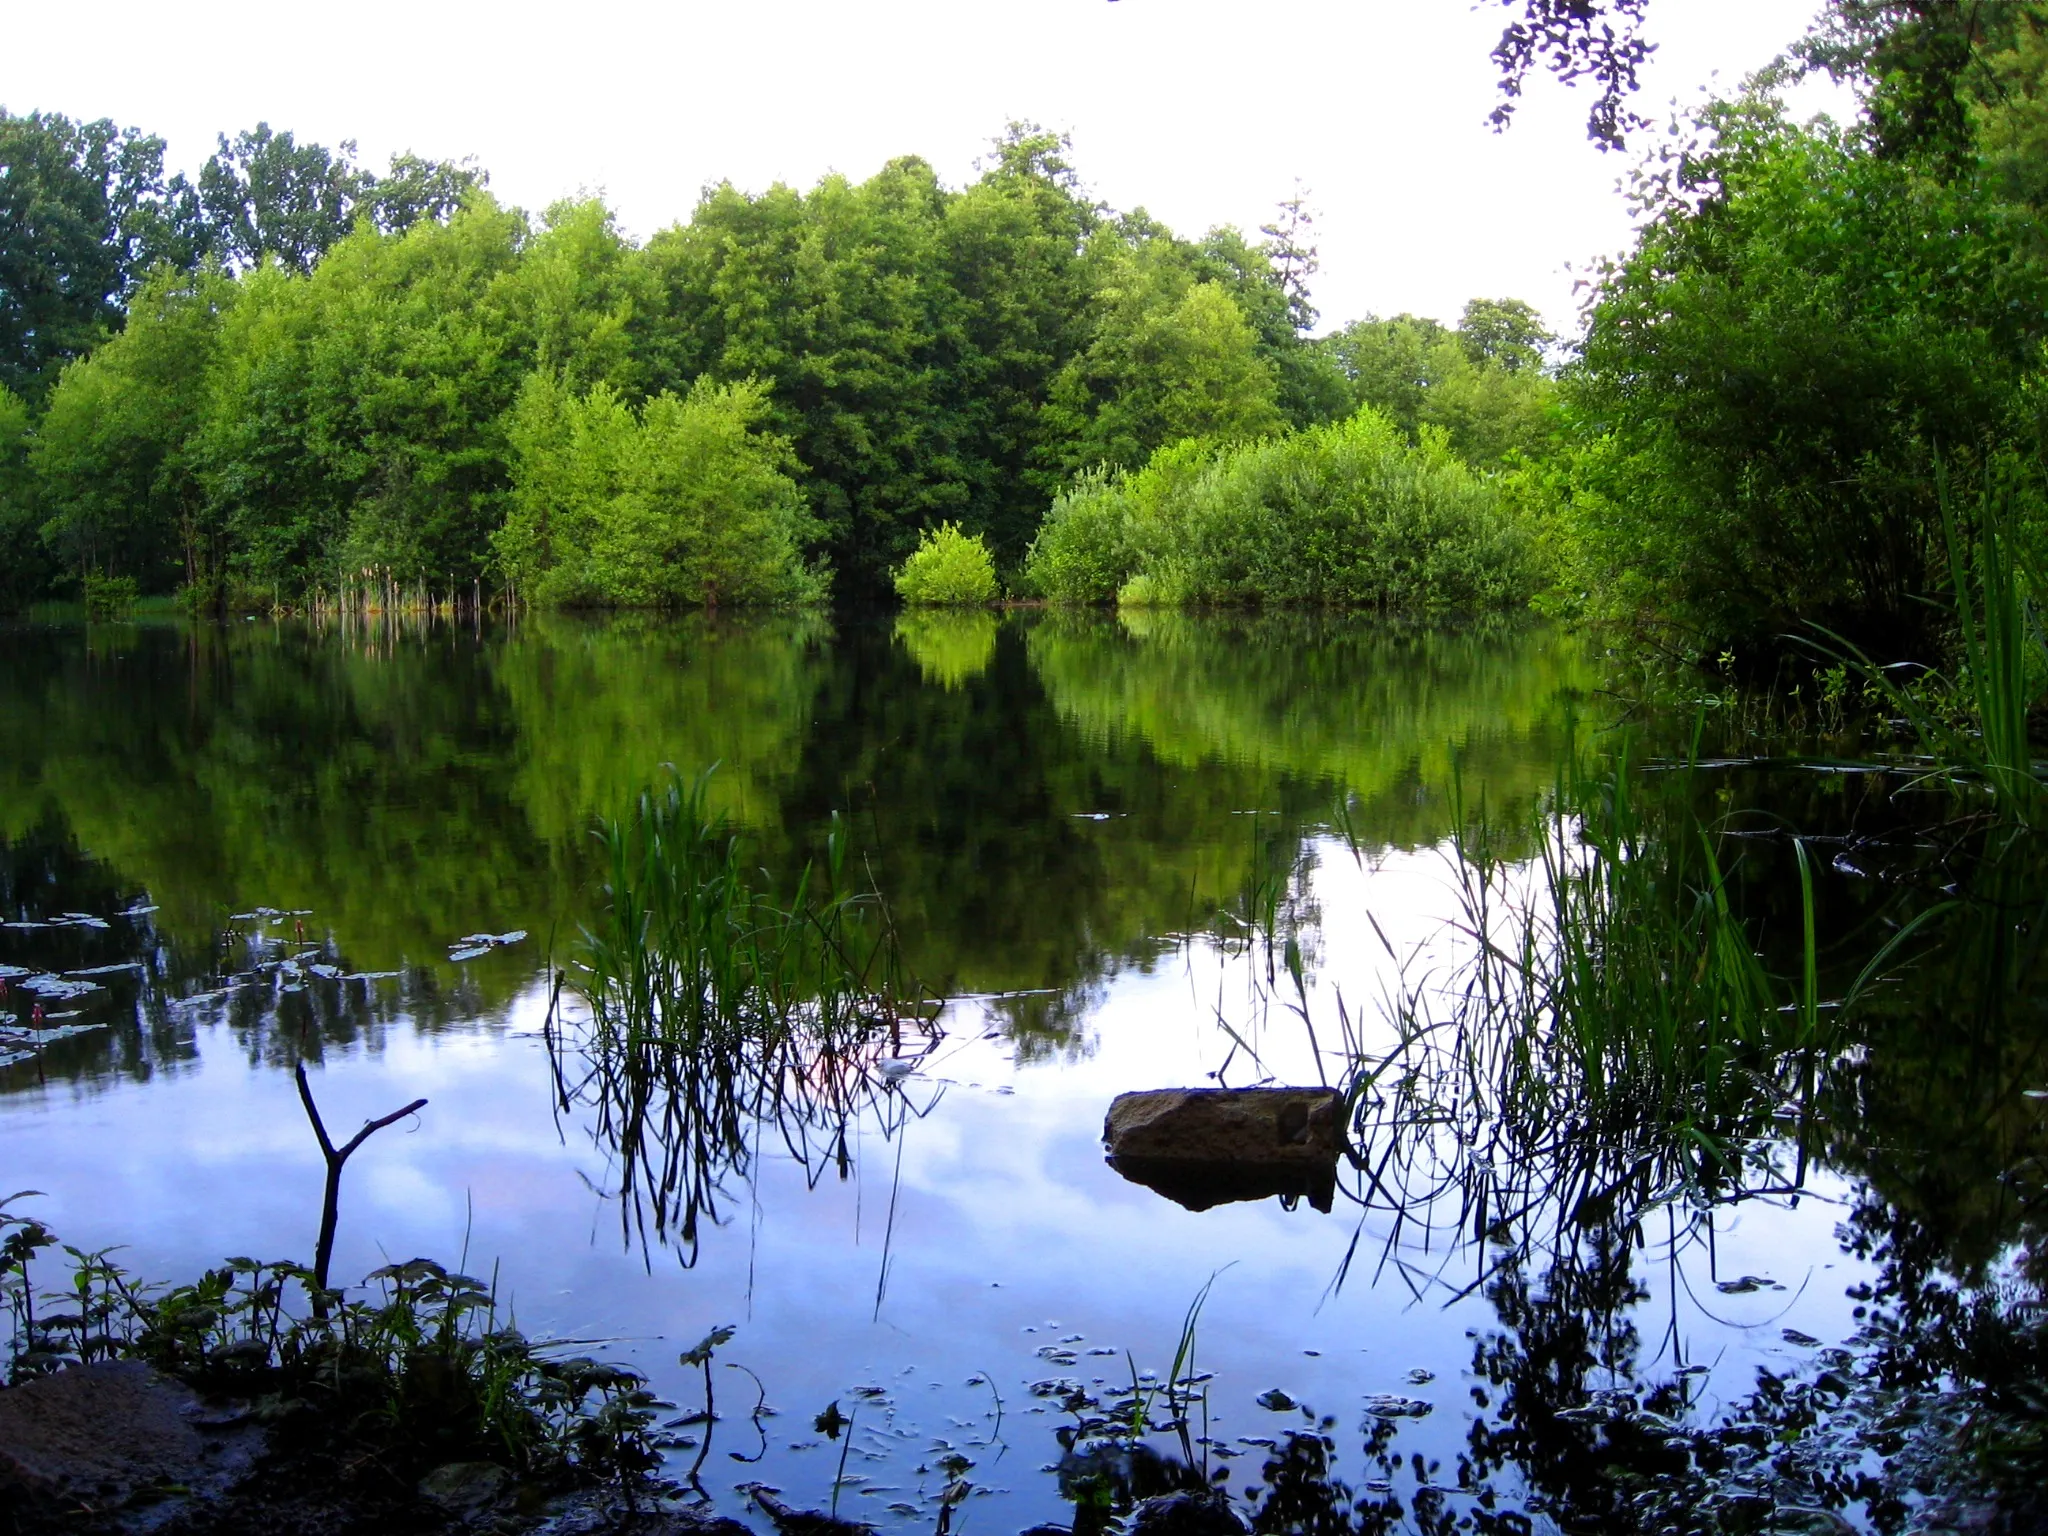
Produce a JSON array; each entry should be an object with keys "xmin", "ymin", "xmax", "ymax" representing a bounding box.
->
[{"xmin": 0, "ymin": 913, "xmax": 1883, "ymax": 1529}]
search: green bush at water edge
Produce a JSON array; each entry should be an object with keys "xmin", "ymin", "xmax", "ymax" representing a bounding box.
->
[
  {"xmin": 893, "ymin": 521, "xmax": 999, "ymax": 606},
  {"xmin": 1027, "ymin": 408, "xmax": 1537, "ymax": 613},
  {"xmin": 495, "ymin": 373, "xmax": 823, "ymax": 609}
]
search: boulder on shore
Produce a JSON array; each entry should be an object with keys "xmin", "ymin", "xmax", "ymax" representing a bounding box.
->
[
  {"xmin": 0, "ymin": 1359, "xmax": 264, "ymax": 1522},
  {"xmin": 1102, "ymin": 1088, "xmax": 1346, "ymax": 1213}
]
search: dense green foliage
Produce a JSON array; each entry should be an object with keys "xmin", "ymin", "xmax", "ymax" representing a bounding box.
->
[
  {"xmin": 0, "ymin": 109, "xmax": 477, "ymax": 405},
  {"xmin": 1318, "ymin": 298, "xmax": 1556, "ymax": 467},
  {"xmin": 0, "ymin": 113, "xmax": 1555, "ymax": 612},
  {"xmin": 1560, "ymin": 97, "xmax": 2048, "ymax": 652},
  {"xmin": 498, "ymin": 374, "xmax": 819, "ymax": 608},
  {"xmin": 893, "ymin": 521, "xmax": 999, "ymax": 605},
  {"xmin": 1550, "ymin": 7, "xmax": 2048, "ymax": 659},
  {"xmin": 20, "ymin": 3, "xmax": 2040, "ymax": 643},
  {"xmin": 1027, "ymin": 408, "xmax": 1537, "ymax": 612}
]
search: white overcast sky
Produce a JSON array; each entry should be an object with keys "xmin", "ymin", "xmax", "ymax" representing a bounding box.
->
[{"xmin": 4, "ymin": 0, "xmax": 1842, "ymax": 337}]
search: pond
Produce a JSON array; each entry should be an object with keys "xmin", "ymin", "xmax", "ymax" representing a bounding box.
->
[{"xmin": 0, "ymin": 610, "xmax": 2039, "ymax": 1532}]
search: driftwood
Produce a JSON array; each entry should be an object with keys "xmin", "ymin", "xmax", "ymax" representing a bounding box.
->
[{"xmin": 293, "ymin": 1063, "xmax": 428, "ymax": 1301}]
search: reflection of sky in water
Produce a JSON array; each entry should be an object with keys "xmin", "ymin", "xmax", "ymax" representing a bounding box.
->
[{"xmin": 0, "ymin": 837, "xmax": 1872, "ymax": 1530}]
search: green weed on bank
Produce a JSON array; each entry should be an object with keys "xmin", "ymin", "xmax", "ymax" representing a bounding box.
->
[{"xmin": 0, "ymin": 1193, "xmax": 681, "ymax": 1492}]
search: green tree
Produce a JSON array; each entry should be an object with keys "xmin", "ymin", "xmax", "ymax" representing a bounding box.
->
[
  {"xmin": 31, "ymin": 267, "xmax": 236, "ymax": 592},
  {"xmin": 0, "ymin": 384, "xmax": 46, "ymax": 608},
  {"xmin": 499, "ymin": 198, "xmax": 643, "ymax": 392},
  {"xmin": 1459, "ymin": 297, "xmax": 1550, "ymax": 373},
  {"xmin": 1043, "ymin": 222, "xmax": 1285, "ymax": 475},
  {"xmin": 366, "ymin": 151, "xmax": 488, "ymax": 236},
  {"xmin": 190, "ymin": 196, "xmax": 530, "ymax": 591},
  {"xmin": 1320, "ymin": 308, "xmax": 1554, "ymax": 465},
  {"xmin": 198, "ymin": 123, "xmax": 374, "ymax": 273},
  {"xmin": 195, "ymin": 125, "xmax": 480, "ymax": 274},
  {"xmin": 1259, "ymin": 186, "xmax": 1320, "ymax": 335},
  {"xmin": 497, "ymin": 372, "xmax": 819, "ymax": 608},
  {"xmin": 0, "ymin": 110, "xmax": 203, "ymax": 400},
  {"xmin": 1567, "ymin": 92, "xmax": 2047, "ymax": 652},
  {"xmin": 937, "ymin": 125, "xmax": 1102, "ymax": 561},
  {"xmin": 634, "ymin": 159, "xmax": 970, "ymax": 588}
]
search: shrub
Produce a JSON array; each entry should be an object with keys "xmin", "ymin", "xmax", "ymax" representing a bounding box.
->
[
  {"xmin": 81, "ymin": 572, "xmax": 139, "ymax": 619},
  {"xmin": 893, "ymin": 522, "xmax": 998, "ymax": 606},
  {"xmin": 1033, "ymin": 409, "xmax": 1536, "ymax": 614},
  {"xmin": 1024, "ymin": 468, "xmax": 1134, "ymax": 603},
  {"xmin": 496, "ymin": 372, "xmax": 823, "ymax": 609}
]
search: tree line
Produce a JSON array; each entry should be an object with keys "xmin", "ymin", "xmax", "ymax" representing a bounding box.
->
[
  {"xmin": 0, "ymin": 114, "xmax": 1552, "ymax": 609},
  {"xmin": 7, "ymin": 0, "xmax": 2032, "ymax": 655}
]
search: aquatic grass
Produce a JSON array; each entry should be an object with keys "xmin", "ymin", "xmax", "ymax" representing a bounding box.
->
[
  {"xmin": 1809, "ymin": 466, "xmax": 2048, "ymax": 824},
  {"xmin": 550, "ymin": 768, "xmax": 940, "ymax": 1258},
  {"xmin": 1322, "ymin": 738, "xmax": 1947, "ymax": 1288}
]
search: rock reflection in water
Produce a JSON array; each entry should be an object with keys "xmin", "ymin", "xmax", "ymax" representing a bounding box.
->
[{"xmin": 1105, "ymin": 1156, "xmax": 1338, "ymax": 1214}]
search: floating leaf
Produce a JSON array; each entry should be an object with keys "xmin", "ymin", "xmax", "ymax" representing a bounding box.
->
[{"xmin": 1361, "ymin": 1395, "xmax": 1432, "ymax": 1419}]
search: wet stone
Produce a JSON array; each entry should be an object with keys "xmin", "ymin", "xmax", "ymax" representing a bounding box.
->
[
  {"xmin": 1128, "ymin": 1490, "xmax": 1249, "ymax": 1536},
  {"xmin": 0, "ymin": 1361, "xmax": 213, "ymax": 1507},
  {"xmin": 419, "ymin": 1460, "xmax": 514, "ymax": 1513},
  {"xmin": 1102, "ymin": 1089, "xmax": 1345, "ymax": 1163},
  {"xmin": 1359, "ymin": 1394, "xmax": 1432, "ymax": 1420},
  {"xmin": 1103, "ymin": 1089, "xmax": 1346, "ymax": 1213}
]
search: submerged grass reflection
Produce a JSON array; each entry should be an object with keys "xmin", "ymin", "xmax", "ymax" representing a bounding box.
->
[
  {"xmin": 1315, "ymin": 740, "xmax": 1951, "ymax": 1296},
  {"xmin": 548, "ymin": 769, "xmax": 942, "ymax": 1261}
]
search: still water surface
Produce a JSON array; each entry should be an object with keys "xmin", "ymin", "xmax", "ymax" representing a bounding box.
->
[{"xmin": 0, "ymin": 612, "xmax": 1953, "ymax": 1527}]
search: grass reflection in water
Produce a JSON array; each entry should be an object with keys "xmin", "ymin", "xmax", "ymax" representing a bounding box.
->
[{"xmin": 548, "ymin": 769, "xmax": 943, "ymax": 1263}]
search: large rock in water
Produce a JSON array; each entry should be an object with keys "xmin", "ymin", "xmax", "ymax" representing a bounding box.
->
[{"xmin": 1103, "ymin": 1088, "xmax": 1345, "ymax": 1213}]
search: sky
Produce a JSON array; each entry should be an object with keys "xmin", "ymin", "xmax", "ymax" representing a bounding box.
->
[{"xmin": 1, "ymin": 0, "xmax": 1845, "ymax": 336}]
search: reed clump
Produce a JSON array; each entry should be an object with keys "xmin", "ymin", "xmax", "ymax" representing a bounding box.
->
[
  {"xmin": 550, "ymin": 769, "xmax": 938, "ymax": 1258},
  {"xmin": 1335, "ymin": 743, "xmax": 1934, "ymax": 1258},
  {"xmin": 1809, "ymin": 467, "xmax": 2048, "ymax": 824}
]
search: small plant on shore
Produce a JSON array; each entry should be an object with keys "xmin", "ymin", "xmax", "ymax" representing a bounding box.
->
[
  {"xmin": 1, "ymin": 1213, "xmax": 683, "ymax": 1497},
  {"xmin": 893, "ymin": 522, "xmax": 998, "ymax": 606}
]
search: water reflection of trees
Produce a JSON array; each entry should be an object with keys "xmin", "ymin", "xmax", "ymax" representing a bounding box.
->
[
  {"xmin": 0, "ymin": 613, "xmax": 1606, "ymax": 1062},
  {"xmin": 1028, "ymin": 612, "xmax": 1598, "ymax": 855},
  {"xmin": 0, "ymin": 817, "xmax": 498, "ymax": 1094}
]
